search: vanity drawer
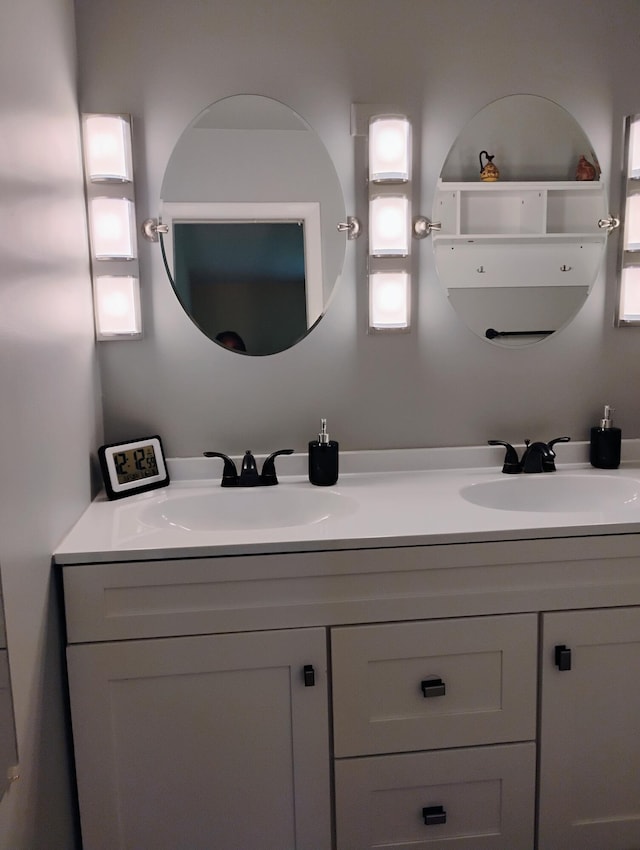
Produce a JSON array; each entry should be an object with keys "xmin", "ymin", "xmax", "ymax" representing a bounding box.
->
[
  {"xmin": 334, "ymin": 742, "xmax": 535, "ymax": 850},
  {"xmin": 331, "ymin": 614, "xmax": 537, "ymax": 757}
]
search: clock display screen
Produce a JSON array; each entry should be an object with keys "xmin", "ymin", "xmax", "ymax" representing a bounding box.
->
[{"xmin": 113, "ymin": 445, "xmax": 159, "ymax": 484}]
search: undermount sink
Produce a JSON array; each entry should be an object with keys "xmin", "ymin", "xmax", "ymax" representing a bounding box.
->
[
  {"xmin": 460, "ymin": 474, "xmax": 640, "ymax": 513},
  {"xmin": 139, "ymin": 485, "xmax": 357, "ymax": 532}
]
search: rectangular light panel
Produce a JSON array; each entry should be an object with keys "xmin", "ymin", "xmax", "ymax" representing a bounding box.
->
[
  {"xmin": 370, "ymin": 195, "xmax": 410, "ymax": 257},
  {"xmin": 94, "ymin": 276, "xmax": 142, "ymax": 338},
  {"xmin": 83, "ymin": 114, "xmax": 133, "ymax": 182},
  {"xmin": 90, "ymin": 197, "xmax": 137, "ymax": 260},
  {"xmin": 369, "ymin": 116, "xmax": 410, "ymax": 183},
  {"xmin": 369, "ymin": 271, "xmax": 410, "ymax": 329}
]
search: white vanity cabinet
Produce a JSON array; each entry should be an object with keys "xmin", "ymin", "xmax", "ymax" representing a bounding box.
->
[
  {"xmin": 538, "ymin": 606, "xmax": 640, "ymax": 850},
  {"xmin": 66, "ymin": 627, "xmax": 331, "ymax": 850},
  {"xmin": 59, "ymin": 532, "xmax": 640, "ymax": 850}
]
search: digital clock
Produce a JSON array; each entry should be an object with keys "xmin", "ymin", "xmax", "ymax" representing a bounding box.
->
[{"xmin": 98, "ymin": 436, "xmax": 169, "ymax": 500}]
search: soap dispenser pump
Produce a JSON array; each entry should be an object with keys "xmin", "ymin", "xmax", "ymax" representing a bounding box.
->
[
  {"xmin": 590, "ymin": 405, "xmax": 621, "ymax": 469},
  {"xmin": 308, "ymin": 419, "xmax": 339, "ymax": 486}
]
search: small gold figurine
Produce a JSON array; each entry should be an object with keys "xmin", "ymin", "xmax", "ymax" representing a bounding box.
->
[{"xmin": 479, "ymin": 150, "xmax": 500, "ymax": 182}]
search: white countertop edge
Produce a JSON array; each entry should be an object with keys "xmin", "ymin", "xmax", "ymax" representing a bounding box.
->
[{"xmin": 54, "ymin": 522, "xmax": 640, "ymax": 566}]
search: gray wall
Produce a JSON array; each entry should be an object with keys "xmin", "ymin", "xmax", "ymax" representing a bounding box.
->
[
  {"xmin": 0, "ymin": 0, "xmax": 99, "ymax": 846},
  {"xmin": 0, "ymin": 3, "xmax": 626, "ymax": 846},
  {"xmin": 75, "ymin": 0, "xmax": 640, "ymax": 458}
]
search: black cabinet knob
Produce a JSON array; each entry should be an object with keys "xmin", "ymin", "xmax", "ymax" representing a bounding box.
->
[
  {"xmin": 422, "ymin": 805, "xmax": 447, "ymax": 826},
  {"xmin": 554, "ymin": 644, "xmax": 572, "ymax": 671},
  {"xmin": 303, "ymin": 665, "xmax": 315, "ymax": 687},
  {"xmin": 421, "ymin": 677, "xmax": 446, "ymax": 698}
]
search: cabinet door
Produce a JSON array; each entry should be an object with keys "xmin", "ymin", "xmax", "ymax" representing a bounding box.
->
[
  {"xmin": 67, "ymin": 628, "xmax": 330, "ymax": 850},
  {"xmin": 539, "ymin": 607, "xmax": 640, "ymax": 850}
]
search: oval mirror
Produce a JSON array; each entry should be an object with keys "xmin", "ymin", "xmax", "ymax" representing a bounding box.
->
[
  {"xmin": 0, "ymin": 571, "xmax": 17, "ymax": 799},
  {"xmin": 159, "ymin": 95, "xmax": 346, "ymax": 356},
  {"xmin": 432, "ymin": 94, "xmax": 607, "ymax": 347}
]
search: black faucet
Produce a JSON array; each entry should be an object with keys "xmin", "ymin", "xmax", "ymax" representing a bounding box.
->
[
  {"xmin": 204, "ymin": 449, "xmax": 294, "ymax": 487},
  {"xmin": 489, "ymin": 437, "xmax": 570, "ymax": 474}
]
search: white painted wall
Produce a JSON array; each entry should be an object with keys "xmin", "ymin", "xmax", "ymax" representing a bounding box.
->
[
  {"xmin": 0, "ymin": 0, "xmax": 99, "ymax": 846},
  {"xmin": 72, "ymin": 0, "xmax": 640, "ymax": 459}
]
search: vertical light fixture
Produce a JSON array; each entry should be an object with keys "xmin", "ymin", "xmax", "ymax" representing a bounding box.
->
[
  {"xmin": 367, "ymin": 114, "xmax": 412, "ymax": 331},
  {"xmin": 81, "ymin": 114, "xmax": 142, "ymax": 339},
  {"xmin": 616, "ymin": 114, "xmax": 640, "ymax": 325}
]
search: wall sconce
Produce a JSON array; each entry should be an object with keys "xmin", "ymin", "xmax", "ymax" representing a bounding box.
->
[
  {"xmin": 369, "ymin": 271, "xmax": 410, "ymax": 329},
  {"xmin": 89, "ymin": 198, "xmax": 137, "ymax": 259},
  {"xmin": 624, "ymin": 194, "xmax": 640, "ymax": 252},
  {"xmin": 81, "ymin": 113, "xmax": 142, "ymax": 340},
  {"xmin": 93, "ymin": 276, "xmax": 141, "ymax": 337},
  {"xmin": 616, "ymin": 114, "xmax": 640, "ymax": 325},
  {"xmin": 367, "ymin": 113, "xmax": 412, "ymax": 332},
  {"xmin": 619, "ymin": 267, "xmax": 640, "ymax": 321},
  {"xmin": 352, "ymin": 106, "xmax": 439, "ymax": 333},
  {"xmin": 369, "ymin": 116, "xmax": 411, "ymax": 183},
  {"xmin": 370, "ymin": 195, "xmax": 410, "ymax": 257},
  {"xmin": 83, "ymin": 115, "xmax": 133, "ymax": 182}
]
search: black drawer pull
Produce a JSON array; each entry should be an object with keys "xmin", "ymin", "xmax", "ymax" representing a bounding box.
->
[
  {"xmin": 422, "ymin": 805, "xmax": 447, "ymax": 826},
  {"xmin": 421, "ymin": 677, "xmax": 446, "ymax": 698},
  {"xmin": 303, "ymin": 664, "xmax": 315, "ymax": 687},
  {"xmin": 554, "ymin": 644, "xmax": 572, "ymax": 671}
]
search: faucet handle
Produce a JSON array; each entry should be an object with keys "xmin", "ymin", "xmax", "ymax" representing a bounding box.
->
[
  {"xmin": 261, "ymin": 449, "xmax": 294, "ymax": 486},
  {"xmin": 543, "ymin": 436, "xmax": 571, "ymax": 471},
  {"xmin": 203, "ymin": 451, "xmax": 239, "ymax": 487},
  {"xmin": 488, "ymin": 440, "xmax": 521, "ymax": 474},
  {"xmin": 548, "ymin": 436, "xmax": 571, "ymax": 451}
]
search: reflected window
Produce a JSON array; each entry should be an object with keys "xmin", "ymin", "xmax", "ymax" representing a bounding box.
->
[
  {"xmin": 174, "ymin": 221, "xmax": 307, "ymax": 355},
  {"xmin": 161, "ymin": 199, "xmax": 324, "ymax": 356}
]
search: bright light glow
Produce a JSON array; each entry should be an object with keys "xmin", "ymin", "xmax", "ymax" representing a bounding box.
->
[
  {"xmin": 370, "ymin": 195, "xmax": 409, "ymax": 256},
  {"xmin": 619, "ymin": 267, "xmax": 640, "ymax": 322},
  {"xmin": 629, "ymin": 117, "xmax": 640, "ymax": 180},
  {"xmin": 369, "ymin": 271, "xmax": 410, "ymax": 329},
  {"xmin": 90, "ymin": 197, "xmax": 137, "ymax": 259},
  {"xmin": 625, "ymin": 194, "xmax": 640, "ymax": 251},
  {"xmin": 84, "ymin": 115, "xmax": 132, "ymax": 182},
  {"xmin": 94, "ymin": 276, "xmax": 142, "ymax": 337},
  {"xmin": 369, "ymin": 116, "xmax": 410, "ymax": 183}
]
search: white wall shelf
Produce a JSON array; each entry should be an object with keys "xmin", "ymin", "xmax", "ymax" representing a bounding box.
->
[
  {"xmin": 433, "ymin": 180, "xmax": 606, "ymax": 292},
  {"xmin": 434, "ymin": 180, "xmax": 606, "ymax": 238}
]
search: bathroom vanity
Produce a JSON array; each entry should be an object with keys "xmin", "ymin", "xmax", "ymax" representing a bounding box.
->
[{"xmin": 55, "ymin": 446, "xmax": 640, "ymax": 850}]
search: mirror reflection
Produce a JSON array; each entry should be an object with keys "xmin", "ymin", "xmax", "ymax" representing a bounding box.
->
[
  {"xmin": 160, "ymin": 95, "xmax": 346, "ymax": 356},
  {"xmin": 0, "ymin": 569, "xmax": 18, "ymax": 800},
  {"xmin": 433, "ymin": 95, "xmax": 607, "ymax": 347}
]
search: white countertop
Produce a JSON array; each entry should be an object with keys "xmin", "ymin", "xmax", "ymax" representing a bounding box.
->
[{"xmin": 54, "ymin": 441, "xmax": 640, "ymax": 565}]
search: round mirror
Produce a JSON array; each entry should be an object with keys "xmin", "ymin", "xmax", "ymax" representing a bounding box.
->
[
  {"xmin": 160, "ymin": 95, "xmax": 346, "ymax": 355},
  {"xmin": 432, "ymin": 94, "xmax": 607, "ymax": 347}
]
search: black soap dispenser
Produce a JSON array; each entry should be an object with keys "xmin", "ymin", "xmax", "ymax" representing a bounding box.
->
[
  {"xmin": 590, "ymin": 405, "xmax": 621, "ymax": 469},
  {"xmin": 308, "ymin": 419, "xmax": 339, "ymax": 486}
]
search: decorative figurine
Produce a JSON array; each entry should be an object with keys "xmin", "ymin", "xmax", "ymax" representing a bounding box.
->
[
  {"xmin": 479, "ymin": 150, "xmax": 500, "ymax": 182},
  {"xmin": 576, "ymin": 154, "xmax": 597, "ymax": 181}
]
